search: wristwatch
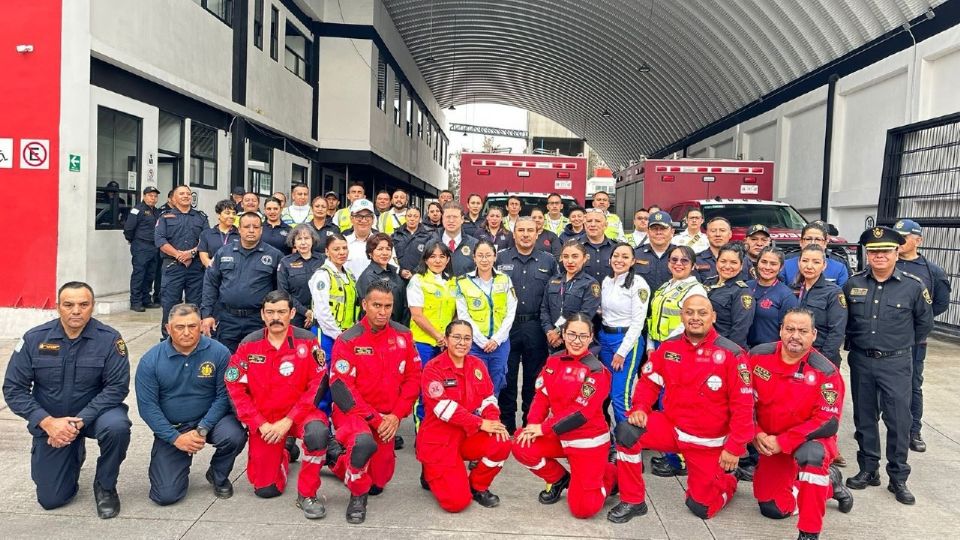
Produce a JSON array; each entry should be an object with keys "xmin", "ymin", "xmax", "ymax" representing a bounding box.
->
[{"xmin": 197, "ymin": 426, "xmax": 209, "ymax": 438}]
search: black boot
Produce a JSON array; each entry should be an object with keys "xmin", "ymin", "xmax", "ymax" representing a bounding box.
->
[
  {"xmin": 910, "ymin": 433, "xmax": 927, "ymax": 452},
  {"xmin": 797, "ymin": 531, "xmax": 820, "ymax": 540},
  {"xmin": 538, "ymin": 471, "xmax": 571, "ymax": 504},
  {"xmin": 652, "ymin": 458, "xmax": 687, "ymax": 477},
  {"xmin": 325, "ymin": 436, "xmax": 344, "ymax": 467},
  {"xmin": 368, "ymin": 485, "xmax": 384, "ymax": 496},
  {"xmin": 829, "ymin": 465, "xmax": 853, "ymax": 513},
  {"xmin": 206, "ymin": 468, "xmax": 234, "ymax": 499},
  {"xmin": 94, "ymin": 482, "xmax": 121, "ymax": 519},
  {"xmin": 286, "ymin": 436, "xmax": 300, "ymax": 463},
  {"xmin": 845, "ymin": 470, "xmax": 880, "ymax": 490},
  {"xmin": 346, "ymin": 494, "xmax": 368, "ymax": 524},
  {"xmin": 607, "ymin": 501, "xmax": 648, "ymax": 523},
  {"xmin": 394, "ymin": 434, "xmax": 405, "ymax": 450},
  {"xmin": 887, "ymin": 480, "xmax": 916, "ymax": 505},
  {"xmin": 471, "ymin": 489, "xmax": 500, "ymax": 508},
  {"xmin": 420, "ymin": 468, "xmax": 431, "ymax": 491},
  {"xmin": 734, "ymin": 464, "xmax": 755, "ymax": 482}
]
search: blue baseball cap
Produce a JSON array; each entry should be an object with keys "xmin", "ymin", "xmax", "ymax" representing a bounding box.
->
[
  {"xmin": 648, "ymin": 211, "xmax": 672, "ymax": 228},
  {"xmin": 893, "ymin": 219, "xmax": 922, "ymax": 236}
]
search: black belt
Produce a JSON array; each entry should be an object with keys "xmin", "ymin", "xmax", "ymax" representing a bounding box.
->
[
  {"xmin": 601, "ymin": 325, "xmax": 630, "ymax": 334},
  {"xmin": 224, "ymin": 307, "xmax": 258, "ymax": 317},
  {"xmin": 515, "ymin": 313, "xmax": 539, "ymax": 323},
  {"xmin": 853, "ymin": 347, "xmax": 911, "ymax": 359}
]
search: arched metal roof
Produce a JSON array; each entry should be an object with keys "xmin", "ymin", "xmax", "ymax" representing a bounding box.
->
[{"xmin": 384, "ymin": 0, "xmax": 945, "ymax": 168}]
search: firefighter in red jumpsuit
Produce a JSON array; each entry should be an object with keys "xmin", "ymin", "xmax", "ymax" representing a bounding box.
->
[
  {"xmin": 329, "ymin": 283, "xmax": 420, "ymax": 524},
  {"xmin": 608, "ymin": 294, "xmax": 754, "ymax": 523},
  {"xmin": 749, "ymin": 308, "xmax": 853, "ymax": 540},
  {"xmin": 225, "ymin": 290, "xmax": 330, "ymax": 519},
  {"xmin": 512, "ymin": 313, "xmax": 617, "ymax": 519},
  {"xmin": 417, "ymin": 320, "xmax": 512, "ymax": 512}
]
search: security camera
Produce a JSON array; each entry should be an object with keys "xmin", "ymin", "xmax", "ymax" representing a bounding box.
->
[{"xmin": 16, "ymin": 44, "xmax": 34, "ymax": 53}]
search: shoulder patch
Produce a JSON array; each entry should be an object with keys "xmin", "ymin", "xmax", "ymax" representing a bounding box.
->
[
  {"xmin": 388, "ymin": 320, "xmax": 412, "ymax": 333},
  {"xmin": 922, "ymin": 288, "xmax": 932, "ymax": 305},
  {"xmin": 712, "ymin": 335, "xmax": 743, "ymax": 357},
  {"xmin": 580, "ymin": 353, "xmax": 604, "ymax": 373},
  {"xmin": 339, "ymin": 323, "xmax": 365, "ymax": 341},
  {"xmin": 838, "ymin": 293, "xmax": 847, "ymax": 308},
  {"xmin": 753, "ymin": 365, "xmax": 771, "ymax": 381},
  {"xmin": 749, "ymin": 342, "xmax": 778, "ymax": 356},
  {"xmin": 735, "ymin": 280, "xmax": 748, "ymax": 288},
  {"xmin": 292, "ymin": 327, "xmax": 317, "ymax": 340},
  {"xmin": 115, "ymin": 338, "xmax": 127, "ymax": 357},
  {"xmin": 590, "ymin": 283, "xmax": 601, "ymax": 298},
  {"xmin": 807, "ymin": 350, "xmax": 837, "ymax": 376},
  {"xmin": 902, "ymin": 271, "xmax": 925, "ymax": 285},
  {"xmin": 741, "ymin": 295, "xmax": 753, "ymax": 309}
]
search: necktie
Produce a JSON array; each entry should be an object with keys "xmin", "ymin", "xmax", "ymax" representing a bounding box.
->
[{"xmin": 448, "ymin": 239, "xmax": 456, "ymax": 251}]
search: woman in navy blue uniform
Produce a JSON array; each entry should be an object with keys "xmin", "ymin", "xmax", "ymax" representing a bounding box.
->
[
  {"xmin": 792, "ymin": 245, "xmax": 848, "ymax": 367},
  {"xmin": 747, "ymin": 246, "xmax": 798, "ymax": 347},
  {"xmin": 278, "ymin": 224, "xmax": 325, "ymax": 329},
  {"xmin": 476, "ymin": 206, "xmax": 514, "ymax": 253},
  {"xmin": 540, "ymin": 241, "xmax": 601, "ymax": 352},
  {"xmin": 703, "ymin": 243, "xmax": 755, "ymax": 350}
]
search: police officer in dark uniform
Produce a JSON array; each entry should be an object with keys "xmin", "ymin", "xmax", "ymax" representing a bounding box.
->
[
  {"xmin": 703, "ymin": 244, "xmax": 755, "ymax": 350},
  {"xmin": 893, "ymin": 219, "xmax": 952, "ymax": 453},
  {"xmin": 124, "ymin": 186, "xmax": 162, "ymax": 312},
  {"xmin": 201, "ymin": 212, "xmax": 283, "ymax": 352},
  {"xmin": 3, "ymin": 282, "xmax": 131, "ymax": 518},
  {"xmin": 794, "ymin": 245, "xmax": 848, "ymax": 366},
  {"xmin": 496, "ymin": 216, "xmax": 558, "ymax": 432},
  {"xmin": 135, "ymin": 303, "xmax": 247, "ymax": 505},
  {"xmin": 393, "ymin": 207, "xmax": 434, "ymax": 278},
  {"xmin": 541, "ymin": 242, "xmax": 602, "ymax": 353},
  {"xmin": 155, "ymin": 185, "xmax": 209, "ymax": 338},
  {"xmin": 695, "ymin": 217, "xmax": 753, "ymax": 282},
  {"xmin": 261, "ymin": 196, "xmax": 292, "ymax": 253},
  {"xmin": 307, "ymin": 195, "xmax": 341, "ymax": 257},
  {"xmin": 843, "ymin": 226, "xmax": 933, "ymax": 505},
  {"xmin": 633, "ymin": 211, "xmax": 675, "ymax": 293},
  {"xmin": 582, "ymin": 209, "xmax": 617, "ymax": 285}
]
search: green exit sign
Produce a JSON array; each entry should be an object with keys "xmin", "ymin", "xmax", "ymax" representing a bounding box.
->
[{"xmin": 68, "ymin": 154, "xmax": 81, "ymax": 172}]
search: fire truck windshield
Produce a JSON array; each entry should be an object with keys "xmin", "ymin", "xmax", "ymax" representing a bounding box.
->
[{"xmin": 700, "ymin": 203, "xmax": 808, "ymax": 230}]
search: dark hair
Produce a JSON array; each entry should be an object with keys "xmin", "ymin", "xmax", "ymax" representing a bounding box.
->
[
  {"xmin": 782, "ymin": 307, "xmax": 816, "ymax": 327},
  {"xmin": 262, "ymin": 290, "xmax": 293, "ymax": 309},
  {"xmin": 287, "ymin": 223, "xmax": 320, "ymax": 248},
  {"xmin": 392, "ymin": 188, "xmax": 408, "ymax": 197},
  {"xmin": 466, "ymin": 193, "xmax": 483, "ymax": 203},
  {"xmin": 238, "ymin": 212, "xmax": 263, "ymax": 225},
  {"xmin": 634, "ymin": 208, "xmax": 649, "ymax": 216},
  {"xmin": 167, "ymin": 188, "xmax": 176, "ymax": 198},
  {"xmin": 324, "ymin": 233, "xmax": 348, "ymax": 251},
  {"xmin": 547, "ymin": 192, "xmax": 562, "ymax": 201},
  {"xmin": 243, "ymin": 191, "xmax": 259, "ymax": 199},
  {"xmin": 507, "ymin": 196, "xmax": 522, "ymax": 204},
  {"xmin": 800, "ymin": 244, "xmax": 826, "ymax": 259},
  {"xmin": 58, "ymin": 281, "xmax": 94, "ymax": 300},
  {"xmin": 801, "ymin": 222, "xmax": 829, "ymax": 240},
  {"xmin": 685, "ymin": 208, "xmax": 704, "ymax": 217},
  {"xmin": 444, "ymin": 319, "xmax": 473, "ymax": 337},
  {"xmin": 707, "ymin": 216, "xmax": 731, "ymax": 228},
  {"xmin": 568, "ymin": 206, "xmax": 586, "ymax": 215},
  {"xmin": 441, "ymin": 201, "xmax": 463, "ymax": 216},
  {"xmin": 428, "ymin": 201, "xmax": 443, "ymax": 212},
  {"xmin": 264, "ymin": 197, "xmax": 282, "ymax": 208},
  {"xmin": 365, "ymin": 232, "xmax": 393, "ymax": 259},
  {"xmin": 439, "ymin": 189, "xmax": 454, "ymax": 196},
  {"xmin": 648, "ymin": 204, "xmax": 661, "ymax": 212},
  {"xmin": 610, "ymin": 242, "xmax": 638, "ymax": 289},
  {"xmin": 311, "ymin": 195, "xmax": 327, "ymax": 207},
  {"xmin": 377, "ymin": 189, "xmax": 391, "ymax": 196},
  {"xmin": 757, "ymin": 246, "xmax": 785, "ymax": 268},
  {"xmin": 349, "ymin": 181, "xmax": 365, "ymax": 190},
  {"xmin": 364, "ymin": 281, "xmax": 395, "ymax": 298},
  {"xmin": 215, "ymin": 199, "xmax": 235, "ymax": 214},
  {"xmin": 473, "ymin": 239, "xmax": 498, "ymax": 263},
  {"xmin": 529, "ymin": 207, "xmax": 545, "ymax": 217},
  {"xmin": 561, "ymin": 312, "xmax": 594, "ymax": 334},
  {"xmin": 717, "ymin": 243, "xmax": 745, "ymax": 264},
  {"xmin": 482, "ymin": 206, "xmax": 504, "ymax": 232},
  {"xmin": 291, "ymin": 183, "xmax": 309, "ymax": 193},
  {"xmin": 414, "ymin": 240, "xmax": 452, "ymax": 276}
]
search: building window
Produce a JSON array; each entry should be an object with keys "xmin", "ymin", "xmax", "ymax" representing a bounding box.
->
[
  {"xmin": 190, "ymin": 122, "xmax": 218, "ymax": 189},
  {"xmin": 427, "ymin": 120, "xmax": 433, "ymax": 148},
  {"xmin": 292, "ymin": 163, "xmax": 308, "ymax": 185},
  {"xmin": 393, "ymin": 77, "xmax": 401, "ymax": 126},
  {"xmin": 193, "ymin": 0, "xmax": 233, "ymax": 26},
  {"xmin": 417, "ymin": 108, "xmax": 423, "ymax": 139},
  {"xmin": 158, "ymin": 111, "xmax": 184, "ymax": 188},
  {"xmin": 285, "ymin": 21, "xmax": 310, "ymax": 80},
  {"xmin": 376, "ymin": 49, "xmax": 387, "ymax": 112},
  {"xmin": 95, "ymin": 107, "xmax": 141, "ymax": 230},
  {"xmin": 248, "ymin": 141, "xmax": 273, "ymax": 196},
  {"xmin": 253, "ymin": 0, "xmax": 264, "ymax": 49},
  {"xmin": 270, "ymin": 6, "xmax": 279, "ymax": 61},
  {"xmin": 405, "ymin": 88, "xmax": 413, "ymax": 137}
]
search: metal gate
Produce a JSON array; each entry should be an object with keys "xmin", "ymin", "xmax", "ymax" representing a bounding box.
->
[{"xmin": 878, "ymin": 112, "xmax": 960, "ymax": 336}]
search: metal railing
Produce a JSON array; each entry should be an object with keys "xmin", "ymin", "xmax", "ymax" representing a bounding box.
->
[{"xmin": 878, "ymin": 111, "xmax": 960, "ymax": 336}]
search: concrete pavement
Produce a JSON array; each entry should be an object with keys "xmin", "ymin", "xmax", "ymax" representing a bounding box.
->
[{"xmin": 1, "ymin": 310, "xmax": 959, "ymax": 539}]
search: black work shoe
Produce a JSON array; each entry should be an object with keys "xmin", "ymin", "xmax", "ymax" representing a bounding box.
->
[
  {"xmin": 538, "ymin": 471, "xmax": 571, "ymax": 505},
  {"xmin": 394, "ymin": 434, "xmax": 405, "ymax": 450},
  {"xmin": 145, "ymin": 302, "xmax": 162, "ymax": 309},
  {"xmin": 910, "ymin": 434, "xmax": 927, "ymax": 453},
  {"xmin": 798, "ymin": 531, "xmax": 820, "ymax": 540},
  {"xmin": 420, "ymin": 471, "xmax": 431, "ymax": 491},
  {"xmin": 845, "ymin": 470, "xmax": 880, "ymax": 490},
  {"xmin": 297, "ymin": 494, "xmax": 326, "ymax": 519},
  {"xmin": 206, "ymin": 469, "xmax": 234, "ymax": 499},
  {"xmin": 608, "ymin": 444, "xmax": 618, "ymax": 463},
  {"xmin": 829, "ymin": 465, "xmax": 853, "ymax": 513},
  {"xmin": 652, "ymin": 459, "xmax": 687, "ymax": 478},
  {"xmin": 286, "ymin": 436, "xmax": 301, "ymax": 463},
  {"xmin": 471, "ymin": 489, "xmax": 500, "ymax": 508},
  {"xmin": 346, "ymin": 494, "xmax": 368, "ymax": 524},
  {"xmin": 368, "ymin": 485, "xmax": 384, "ymax": 496},
  {"xmin": 325, "ymin": 437, "xmax": 344, "ymax": 468},
  {"xmin": 888, "ymin": 481, "xmax": 916, "ymax": 505},
  {"xmin": 130, "ymin": 304, "xmax": 146, "ymax": 313},
  {"xmin": 607, "ymin": 501, "xmax": 648, "ymax": 523},
  {"xmin": 734, "ymin": 464, "xmax": 755, "ymax": 482},
  {"xmin": 650, "ymin": 455, "xmax": 667, "ymax": 467},
  {"xmin": 93, "ymin": 483, "xmax": 121, "ymax": 519}
]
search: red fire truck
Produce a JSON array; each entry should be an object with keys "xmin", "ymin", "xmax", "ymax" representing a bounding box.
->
[{"xmin": 459, "ymin": 153, "xmax": 588, "ymax": 207}]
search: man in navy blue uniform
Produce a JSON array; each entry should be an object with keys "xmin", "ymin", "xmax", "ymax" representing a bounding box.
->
[
  {"xmin": 201, "ymin": 211, "xmax": 282, "ymax": 352},
  {"xmin": 124, "ymin": 185, "xmax": 162, "ymax": 312},
  {"xmin": 633, "ymin": 211, "xmax": 675, "ymax": 293},
  {"xmin": 3, "ymin": 282, "xmax": 131, "ymax": 518},
  {"xmin": 582, "ymin": 209, "xmax": 617, "ymax": 285},
  {"xmin": 155, "ymin": 185, "xmax": 209, "ymax": 338},
  {"xmin": 136, "ymin": 303, "xmax": 246, "ymax": 505},
  {"xmin": 893, "ymin": 219, "xmax": 952, "ymax": 453}
]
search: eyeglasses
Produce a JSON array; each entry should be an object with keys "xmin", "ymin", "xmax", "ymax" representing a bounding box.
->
[
  {"xmin": 669, "ymin": 257, "xmax": 691, "ymax": 265},
  {"xmin": 353, "ymin": 214, "xmax": 374, "ymax": 221},
  {"xmin": 447, "ymin": 335, "xmax": 472, "ymax": 343},
  {"xmin": 475, "ymin": 253, "xmax": 495, "ymax": 260},
  {"xmin": 563, "ymin": 331, "xmax": 592, "ymax": 343},
  {"xmin": 801, "ymin": 236, "xmax": 826, "ymax": 243}
]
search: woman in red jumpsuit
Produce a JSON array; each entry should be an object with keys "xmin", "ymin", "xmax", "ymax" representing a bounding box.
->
[
  {"xmin": 417, "ymin": 320, "xmax": 512, "ymax": 512},
  {"xmin": 512, "ymin": 313, "xmax": 616, "ymax": 519}
]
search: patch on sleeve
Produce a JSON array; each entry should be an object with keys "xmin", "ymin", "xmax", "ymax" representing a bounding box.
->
[
  {"xmin": 838, "ymin": 293, "xmax": 847, "ymax": 308},
  {"xmin": 312, "ymin": 346, "xmax": 326, "ymax": 370},
  {"xmin": 580, "ymin": 383, "xmax": 596, "ymax": 398},
  {"xmin": 740, "ymin": 295, "xmax": 753, "ymax": 309},
  {"xmin": 427, "ymin": 380, "xmax": 444, "ymax": 398},
  {"xmin": 224, "ymin": 366, "xmax": 240, "ymax": 383},
  {"xmin": 821, "ymin": 388, "xmax": 838, "ymax": 405},
  {"xmin": 923, "ymin": 288, "xmax": 932, "ymax": 305},
  {"xmin": 753, "ymin": 365, "xmax": 771, "ymax": 381},
  {"xmin": 638, "ymin": 288, "xmax": 649, "ymax": 303},
  {"xmin": 535, "ymin": 376, "xmax": 544, "ymax": 389},
  {"xmin": 474, "ymin": 368, "xmax": 483, "ymax": 380},
  {"xmin": 115, "ymin": 338, "xmax": 127, "ymax": 357},
  {"xmin": 14, "ymin": 338, "xmax": 24, "ymax": 353},
  {"xmin": 335, "ymin": 359, "xmax": 351, "ymax": 374},
  {"xmin": 590, "ymin": 283, "xmax": 601, "ymax": 298},
  {"xmin": 739, "ymin": 366, "xmax": 751, "ymax": 385}
]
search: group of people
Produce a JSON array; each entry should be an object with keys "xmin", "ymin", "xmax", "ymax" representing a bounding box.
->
[{"xmin": 3, "ymin": 182, "xmax": 950, "ymax": 540}]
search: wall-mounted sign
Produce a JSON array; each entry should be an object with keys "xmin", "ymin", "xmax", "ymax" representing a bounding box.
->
[
  {"xmin": 20, "ymin": 139, "xmax": 49, "ymax": 169},
  {"xmin": 0, "ymin": 138, "xmax": 12, "ymax": 169}
]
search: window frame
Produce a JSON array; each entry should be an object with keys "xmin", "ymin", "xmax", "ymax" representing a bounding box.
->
[
  {"xmin": 95, "ymin": 106, "xmax": 142, "ymax": 231},
  {"xmin": 284, "ymin": 20, "xmax": 311, "ymax": 81},
  {"xmin": 269, "ymin": 6, "xmax": 279, "ymax": 61},
  {"xmin": 248, "ymin": 141, "xmax": 274, "ymax": 197},
  {"xmin": 193, "ymin": 0, "xmax": 233, "ymax": 27},
  {"xmin": 189, "ymin": 121, "xmax": 219, "ymax": 190},
  {"xmin": 253, "ymin": 0, "xmax": 264, "ymax": 50}
]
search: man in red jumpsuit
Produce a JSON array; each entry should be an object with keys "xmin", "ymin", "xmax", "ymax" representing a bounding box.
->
[
  {"xmin": 417, "ymin": 321, "xmax": 512, "ymax": 512},
  {"xmin": 608, "ymin": 294, "xmax": 754, "ymax": 523},
  {"xmin": 749, "ymin": 308, "xmax": 853, "ymax": 540},
  {"xmin": 329, "ymin": 282, "xmax": 420, "ymax": 524},
  {"xmin": 225, "ymin": 290, "xmax": 331, "ymax": 519}
]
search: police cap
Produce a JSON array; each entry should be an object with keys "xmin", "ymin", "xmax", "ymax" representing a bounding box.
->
[
  {"xmin": 143, "ymin": 185, "xmax": 160, "ymax": 195},
  {"xmin": 893, "ymin": 219, "xmax": 922, "ymax": 236},
  {"xmin": 746, "ymin": 224, "xmax": 770, "ymax": 237},
  {"xmin": 231, "ymin": 186, "xmax": 245, "ymax": 196},
  {"xmin": 648, "ymin": 211, "xmax": 672, "ymax": 228},
  {"xmin": 858, "ymin": 226, "xmax": 905, "ymax": 250}
]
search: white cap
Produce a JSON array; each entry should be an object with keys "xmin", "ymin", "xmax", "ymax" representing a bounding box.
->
[{"xmin": 350, "ymin": 198, "xmax": 375, "ymax": 214}]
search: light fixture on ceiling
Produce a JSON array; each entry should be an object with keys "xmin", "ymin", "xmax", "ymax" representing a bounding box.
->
[
  {"xmin": 448, "ymin": 104, "xmax": 456, "ymax": 111},
  {"xmin": 637, "ymin": 63, "xmax": 652, "ymax": 73},
  {"xmin": 463, "ymin": 131, "xmax": 467, "ymax": 137},
  {"xmin": 601, "ymin": 108, "xmax": 611, "ymax": 118}
]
